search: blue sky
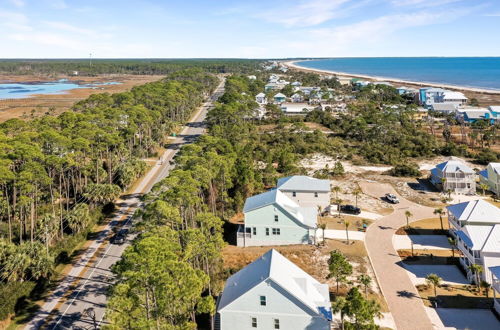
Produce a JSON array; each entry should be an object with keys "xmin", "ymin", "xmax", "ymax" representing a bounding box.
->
[{"xmin": 1, "ymin": 0, "xmax": 499, "ymax": 58}]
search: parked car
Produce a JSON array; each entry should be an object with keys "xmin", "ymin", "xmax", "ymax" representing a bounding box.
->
[
  {"xmin": 112, "ymin": 228, "xmax": 129, "ymax": 245},
  {"xmin": 340, "ymin": 204, "xmax": 361, "ymax": 215},
  {"xmin": 385, "ymin": 193, "xmax": 399, "ymax": 204}
]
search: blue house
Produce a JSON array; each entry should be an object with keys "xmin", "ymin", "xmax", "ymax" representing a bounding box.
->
[{"xmin": 237, "ymin": 189, "xmax": 317, "ymax": 247}]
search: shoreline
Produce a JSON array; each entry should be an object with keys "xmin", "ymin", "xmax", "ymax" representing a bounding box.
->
[{"xmin": 285, "ymin": 60, "xmax": 500, "ymax": 95}]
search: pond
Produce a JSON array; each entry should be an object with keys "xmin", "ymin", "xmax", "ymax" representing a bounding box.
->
[{"xmin": 0, "ymin": 79, "xmax": 121, "ymax": 100}]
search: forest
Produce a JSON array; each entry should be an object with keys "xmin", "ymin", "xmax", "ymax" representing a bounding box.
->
[
  {"xmin": 0, "ymin": 59, "xmax": 261, "ymax": 76},
  {"xmin": 0, "ymin": 68, "xmax": 219, "ymax": 321}
]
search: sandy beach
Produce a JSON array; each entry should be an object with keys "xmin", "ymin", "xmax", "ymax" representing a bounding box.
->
[{"xmin": 285, "ymin": 60, "xmax": 500, "ymax": 105}]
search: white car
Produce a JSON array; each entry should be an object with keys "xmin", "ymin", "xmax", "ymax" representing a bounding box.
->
[{"xmin": 385, "ymin": 193, "xmax": 400, "ymax": 204}]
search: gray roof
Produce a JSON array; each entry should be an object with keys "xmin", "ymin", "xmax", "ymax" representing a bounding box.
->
[
  {"xmin": 217, "ymin": 249, "xmax": 331, "ymax": 316},
  {"xmin": 435, "ymin": 159, "xmax": 474, "ymax": 174},
  {"xmin": 277, "ymin": 176, "xmax": 330, "ymax": 192},
  {"xmin": 447, "ymin": 199, "xmax": 500, "ymax": 224},
  {"xmin": 432, "ymin": 103, "xmax": 456, "ymax": 111},
  {"xmin": 458, "ymin": 224, "xmax": 500, "ymax": 253},
  {"xmin": 489, "ymin": 163, "xmax": 500, "ymax": 174},
  {"xmin": 243, "ymin": 189, "xmax": 317, "ymax": 228}
]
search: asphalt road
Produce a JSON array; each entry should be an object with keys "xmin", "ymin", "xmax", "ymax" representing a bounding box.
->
[{"xmin": 25, "ymin": 78, "xmax": 226, "ymax": 330}]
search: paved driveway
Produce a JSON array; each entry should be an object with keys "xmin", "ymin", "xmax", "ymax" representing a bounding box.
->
[
  {"xmin": 362, "ymin": 181, "xmax": 436, "ymax": 330},
  {"xmin": 404, "ymin": 264, "xmax": 468, "ymax": 286},
  {"xmin": 433, "ymin": 308, "xmax": 500, "ymax": 329},
  {"xmin": 393, "ymin": 235, "xmax": 451, "ymax": 250}
]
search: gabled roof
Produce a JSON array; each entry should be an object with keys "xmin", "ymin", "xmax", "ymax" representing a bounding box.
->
[
  {"xmin": 489, "ymin": 106, "xmax": 500, "ymax": 112},
  {"xmin": 489, "ymin": 163, "xmax": 500, "ymax": 174},
  {"xmin": 277, "ymin": 175, "xmax": 330, "ymax": 192},
  {"xmin": 443, "ymin": 91, "xmax": 467, "ymax": 100},
  {"xmin": 432, "ymin": 103, "xmax": 457, "ymax": 111},
  {"xmin": 447, "ymin": 200, "xmax": 500, "ymax": 224},
  {"xmin": 217, "ymin": 249, "xmax": 331, "ymax": 317},
  {"xmin": 256, "ymin": 92, "xmax": 266, "ymax": 98},
  {"xmin": 489, "ymin": 266, "xmax": 500, "ymax": 280},
  {"xmin": 243, "ymin": 189, "xmax": 317, "ymax": 228},
  {"xmin": 458, "ymin": 224, "xmax": 500, "ymax": 253},
  {"xmin": 482, "ymin": 225, "xmax": 500, "ymax": 253},
  {"xmin": 274, "ymin": 92, "xmax": 286, "ymax": 98},
  {"xmin": 435, "ymin": 159, "xmax": 474, "ymax": 174}
]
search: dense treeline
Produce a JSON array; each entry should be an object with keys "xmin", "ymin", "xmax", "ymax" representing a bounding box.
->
[
  {"xmin": 0, "ymin": 68, "xmax": 218, "ymax": 321},
  {"xmin": 0, "ymin": 59, "xmax": 261, "ymax": 76}
]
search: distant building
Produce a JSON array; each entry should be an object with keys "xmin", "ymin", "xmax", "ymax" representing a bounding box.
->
[
  {"xmin": 479, "ymin": 163, "xmax": 500, "ymax": 196},
  {"xmin": 442, "ymin": 91, "xmax": 468, "ymax": 106},
  {"xmin": 237, "ymin": 189, "xmax": 317, "ymax": 247},
  {"xmin": 255, "ymin": 92, "xmax": 267, "ymax": 105},
  {"xmin": 247, "ymin": 75, "xmax": 257, "ymax": 80},
  {"xmin": 419, "ymin": 88, "xmax": 467, "ymax": 107},
  {"xmin": 430, "ymin": 158, "xmax": 476, "ymax": 194},
  {"xmin": 215, "ymin": 249, "xmax": 332, "ymax": 330},
  {"xmin": 447, "ymin": 199, "xmax": 500, "ymax": 234},
  {"xmin": 280, "ymin": 102, "xmax": 316, "ymax": 115},
  {"xmin": 291, "ymin": 93, "xmax": 304, "ymax": 103},
  {"xmin": 265, "ymin": 83, "xmax": 281, "ymax": 92},
  {"xmin": 277, "ymin": 176, "xmax": 331, "ymax": 210},
  {"xmin": 457, "ymin": 108, "xmax": 491, "ymax": 124},
  {"xmin": 291, "ymin": 81, "xmax": 302, "ymax": 87},
  {"xmin": 431, "ymin": 103, "xmax": 457, "ymax": 114},
  {"xmin": 273, "ymin": 93, "xmax": 287, "ymax": 104}
]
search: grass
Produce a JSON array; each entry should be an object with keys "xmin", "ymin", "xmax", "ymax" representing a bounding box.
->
[
  {"xmin": 417, "ymin": 283, "xmax": 493, "ymax": 309},
  {"xmin": 319, "ymin": 215, "xmax": 372, "ymax": 231},
  {"xmin": 395, "ymin": 217, "xmax": 449, "ymax": 235}
]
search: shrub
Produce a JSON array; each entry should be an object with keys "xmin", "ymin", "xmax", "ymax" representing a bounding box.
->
[
  {"xmin": 389, "ymin": 163, "xmax": 421, "ymax": 177},
  {"xmin": 0, "ymin": 281, "xmax": 36, "ymax": 321}
]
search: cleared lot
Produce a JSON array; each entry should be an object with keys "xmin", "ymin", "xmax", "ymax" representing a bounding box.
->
[
  {"xmin": 393, "ymin": 235, "xmax": 451, "ymax": 250},
  {"xmin": 404, "ymin": 264, "xmax": 468, "ymax": 286},
  {"xmin": 435, "ymin": 308, "xmax": 500, "ymax": 330}
]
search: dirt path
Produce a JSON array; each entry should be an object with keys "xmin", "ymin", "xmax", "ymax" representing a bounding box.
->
[{"xmin": 361, "ymin": 181, "xmax": 438, "ymax": 330}]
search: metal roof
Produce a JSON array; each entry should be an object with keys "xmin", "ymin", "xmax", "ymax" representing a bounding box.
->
[
  {"xmin": 460, "ymin": 225, "xmax": 493, "ymax": 250},
  {"xmin": 435, "ymin": 159, "xmax": 474, "ymax": 174},
  {"xmin": 447, "ymin": 200, "xmax": 500, "ymax": 224},
  {"xmin": 217, "ymin": 249, "xmax": 331, "ymax": 316},
  {"xmin": 277, "ymin": 176, "xmax": 331, "ymax": 192},
  {"xmin": 489, "ymin": 266, "xmax": 500, "ymax": 280},
  {"xmin": 482, "ymin": 224, "xmax": 500, "ymax": 253}
]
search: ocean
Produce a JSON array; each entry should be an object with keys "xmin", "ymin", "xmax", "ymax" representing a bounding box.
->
[{"xmin": 295, "ymin": 57, "xmax": 500, "ymax": 91}]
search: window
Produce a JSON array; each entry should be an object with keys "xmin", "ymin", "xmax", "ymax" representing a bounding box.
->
[
  {"xmin": 266, "ymin": 228, "xmax": 269, "ymax": 236},
  {"xmin": 274, "ymin": 215, "xmax": 278, "ymax": 222},
  {"xmin": 260, "ymin": 295, "xmax": 266, "ymax": 306},
  {"xmin": 314, "ymin": 192, "xmax": 318, "ymax": 198},
  {"xmin": 274, "ymin": 319, "xmax": 280, "ymax": 329},
  {"xmin": 251, "ymin": 317, "xmax": 257, "ymax": 328},
  {"xmin": 292, "ymin": 191, "xmax": 296, "ymax": 197},
  {"xmin": 272, "ymin": 228, "xmax": 281, "ymax": 235},
  {"xmin": 252, "ymin": 227, "xmax": 257, "ymax": 235}
]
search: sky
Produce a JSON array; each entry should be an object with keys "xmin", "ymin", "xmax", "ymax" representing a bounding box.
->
[{"xmin": 0, "ymin": 0, "xmax": 500, "ymax": 58}]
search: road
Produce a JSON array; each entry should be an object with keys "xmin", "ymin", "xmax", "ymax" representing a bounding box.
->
[
  {"xmin": 25, "ymin": 78, "xmax": 226, "ymax": 330},
  {"xmin": 361, "ymin": 181, "xmax": 437, "ymax": 330}
]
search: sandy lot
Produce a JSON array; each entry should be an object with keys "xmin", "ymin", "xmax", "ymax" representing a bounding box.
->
[{"xmin": 0, "ymin": 74, "xmax": 163, "ymax": 121}]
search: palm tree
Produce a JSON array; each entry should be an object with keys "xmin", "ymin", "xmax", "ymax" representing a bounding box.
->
[
  {"xmin": 336, "ymin": 198, "xmax": 343, "ymax": 218},
  {"xmin": 344, "ymin": 220, "xmax": 350, "ymax": 245},
  {"xmin": 448, "ymin": 237, "xmax": 457, "ymax": 257},
  {"xmin": 358, "ymin": 274, "xmax": 372, "ymax": 296},
  {"xmin": 479, "ymin": 183, "xmax": 489, "ymax": 196},
  {"xmin": 352, "ymin": 187, "xmax": 362, "ymax": 208},
  {"xmin": 425, "ymin": 273, "xmax": 442, "ymax": 299},
  {"xmin": 405, "ymin": 210, "xmax": 413, "ymax": 229},
  {"xmin": 480, "ymin": 280, "xmax": 491, "ymax": 297},
  {"xmin": 319, "ymin": 223, "xmax": 327, "ymax": 245},
  {"xmin": 433, "ymin": 208, "xmax": 445, "ymax": 230},
  {"xmin": 468, "ymin": 264, "xmax": 483, "ymax": 288},
  {"xmin": 332, "ymin": 185, "xmax": 341, "ymax": 200}
]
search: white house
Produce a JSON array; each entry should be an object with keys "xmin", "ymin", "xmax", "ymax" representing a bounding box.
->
[
  {"xmin": 277, "ymin": 176, "xmax": 331, "ymax": 210},
  {"xmin": 479, "ymin": 163, "xmax": 500, "ymax": 196},
  {"xmin": 280, "ymin": 103, "xmax": 316, "ymax": 115},
  {"xmin": 273, "ymin": 93, "xmax": 287, "ymax": 104},
  {"xmin": 490, "ymin": 266, "xmax": 500, "ymax": 314},
  {"xmin": 430, "ymin": 158, "xmax": 476, "ymax": 194},
  {"xmin": 431, "ymin": 103, "xmax": 457, "ymax": 114},
  {"xmin": 447, "ymin": 199, "xmax": 500, "ymax": 234},
  {"xmin": 291, "ymin": 93, "xmax": 304, "ymax": 103},
  {"xmin": 255, "ymin": 92, "xmax": 267, "ymax": 105},
  {"xmin": 247, "ymin": 75, "xmax": 257, "ymax": 80},
  {"xmin": 455, "ymin": 224, "xmax": 500, "ymax": 284},
  {"xmin": 291, "ymin": 81, "xmax": 302, "ymax": 87},
  {"xmin": 215, "ymin": 249, "xmax": 332, "ymax": 330},
  {"xmin": 442, "ymin": 91, "xmax": 468, "ymax": 106},
  {"xmin": 237, "ymin": 189, "xmax": 317, "ymax": 247}
]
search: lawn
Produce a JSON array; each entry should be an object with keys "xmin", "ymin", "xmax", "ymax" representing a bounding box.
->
[{"xmin": 417, "ymin": 283, "xmax": 493, "ymax": 309}]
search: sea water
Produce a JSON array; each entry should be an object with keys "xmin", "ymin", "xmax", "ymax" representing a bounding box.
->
[
  {"xmin": 0, "ymin": 79, "xmax": 121, "ymax": 100},
  {"xmin": 295, "ymin": 57, "xmax": 500, "ymax": 91}
]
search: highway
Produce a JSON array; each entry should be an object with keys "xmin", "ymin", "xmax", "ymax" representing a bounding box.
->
[{"xmin": 25, "ymin": 77, "xmax": 225, "ymax": 330}]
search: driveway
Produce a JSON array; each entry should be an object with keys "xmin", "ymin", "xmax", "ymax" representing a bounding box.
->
[
  {"xmin": 393, "ymin": 235, "xmax": 451, "ymax": 250},
  {"xmin": 319, "ymin": 229, "xmax": 365, "ymax": 241},
  {"xmin": 362, "ymin": 181, "xmax": 436, "ymax": 330},
  {"xmin": 403, "ymin": 265, "xmax": 468, "ymax": 286},
  {"xmin": 432, "ymin": 308, "xmax": 500, "ymax": 330}
]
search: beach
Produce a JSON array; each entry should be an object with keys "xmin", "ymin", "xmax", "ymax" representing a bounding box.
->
[{"xmin": 285, "ymin": 60, "xmax": 500, "ymax": 105}]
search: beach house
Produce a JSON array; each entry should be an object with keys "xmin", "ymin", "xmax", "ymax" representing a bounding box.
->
[
  {"xmin": 447, "ymin": 199, "xmax": 500, "ymax": 234},
  {"xmin": 488, "ymin": 106, "xmax": 500, "ymax": 122},
  {"xmin": 490, "ymin": 266, "xmax": 500, "ymax": 314},
  {"xmin": 255, "ymin": 92, "xmax": 267, "ymax": 105},
  {"xmin": 291, "ymin": 92, "xmax": 304, "ymax": 103},
  {"xmin": 429, "ymin": 158, "xmax": 476, "ymax": 194},
  {"xmin": 215, "ymin": 249, "xmax": 332, "ymax": 330},
  {"xmin": 454, "ymin": 224, "xmax": 500, "ymax": 284},
  {"xmin": 280, "ymin": 102, "xmax": 316, "ymax": 115},
  {"xmin": 457, "ymin": 108, "xmax": 491, "ymax": 124},
  {"xmin": 479, "ymin": 163, "xmax": 500, "ymax": 196},
  {"xmin": 442, "ymin": 91, "xmax": 468, "ymax": 106},
  {"xmin": 431, "ymin": 103, "xmax": 457, "ymax": 114},
  {"xmin": 237, "ymin": 189, "xmax": 317, "ymax": 247},
  {"xmin": 273, "ymin": 93, "xmax": 286, "ymax": 104},
  {"xmin": 277, "ymin": 176, "xmax": 331, "ymax": 210}
]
